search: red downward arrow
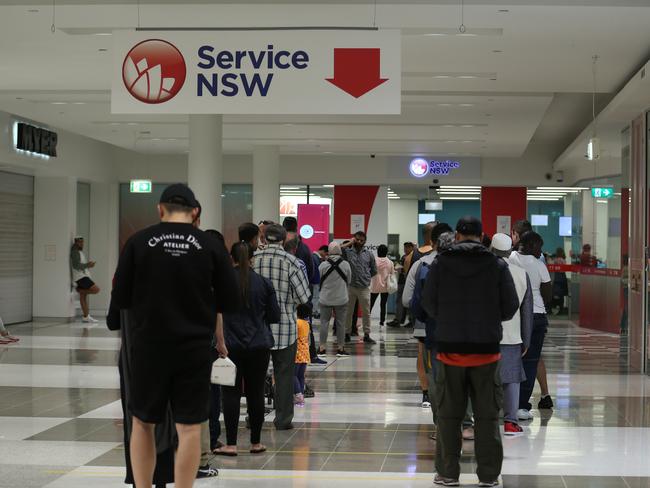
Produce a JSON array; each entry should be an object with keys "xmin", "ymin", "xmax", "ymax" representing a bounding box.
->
[{"xmin": 326, "ymin": 48, "xmax": 388, "ymax": 98}]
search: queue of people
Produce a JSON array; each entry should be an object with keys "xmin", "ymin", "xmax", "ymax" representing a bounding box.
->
[{"xmin": 102, "ymin": 183, "xmax": 561, "ymax": 488}]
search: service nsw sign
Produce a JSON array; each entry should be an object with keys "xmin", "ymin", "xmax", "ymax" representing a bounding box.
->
[{"xmin": 112, "ymin": 30, "xmax": 401, "ymax": 114}]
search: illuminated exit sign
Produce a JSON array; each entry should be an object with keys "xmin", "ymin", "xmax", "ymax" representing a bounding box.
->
[
  {"xmin": 130, "ymin": 180, "xmax": 152, "ymax": 193},
  {"xmin": 591, "ymin": 187, "xmax": 614, "ymax": 199}
]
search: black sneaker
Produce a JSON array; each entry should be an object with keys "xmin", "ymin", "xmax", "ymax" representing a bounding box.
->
[
  {"xmin": 336, "ymin": 349, "xmax": 350, "ymax": 357},
  {"xmin": 422, "ymin": 392, "xmax": 431, "ymax": 408},
  {"xmin": 345, "ymin": 334, "xmax": 351, "ymax": 343},
  {"xmin": 386, "ymin": 319, "xmax": 400, "ymax": 327},
  {"xmin": 304, "ymin": 385, "xmax": 315, "ymax": 398},
  {"xmin": 538, "ymin": 395, "xmax": 554, "ymax": 409},
  {"xmin": 197, "ymin": 465, "xmax": 218, "ymax": 478},
  {"xmin": 311, "ymin": 357, "xmax": 327, "ymax": 365},
  {"xmin": 363, "ymin": 334, "xmax": 376, "ymax": 344},
  {"xmin": 351, "ymin": 330, "xmax": 359, "ymax": 337}
]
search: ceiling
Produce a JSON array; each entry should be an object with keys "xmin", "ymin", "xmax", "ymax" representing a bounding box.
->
[{"xmin": 0, "ymin": 2, "xmax": 649, "ymax": 158}]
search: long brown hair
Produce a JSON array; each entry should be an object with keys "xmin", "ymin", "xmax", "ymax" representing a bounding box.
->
[{"xmin": 231, "ymin": 242, "xmax": 253, "ymax": 307}]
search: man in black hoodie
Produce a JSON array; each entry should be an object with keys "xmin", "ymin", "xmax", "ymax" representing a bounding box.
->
[{"xmin": 422, "ymin": 216, "xmax": 519, "ymax": 487}]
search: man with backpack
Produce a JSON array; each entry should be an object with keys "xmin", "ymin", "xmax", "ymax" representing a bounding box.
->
[{"xmin": 317, "ymin": 242, "xmax": 352, "ymax": 357}]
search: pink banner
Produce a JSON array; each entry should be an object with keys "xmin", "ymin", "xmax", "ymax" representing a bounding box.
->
[{"xmin": 297, "ymin": 204, "xmax": 330, "ymax": 252}]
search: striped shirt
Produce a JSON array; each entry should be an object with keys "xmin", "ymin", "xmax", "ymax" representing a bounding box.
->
[{"xmin": 253, "ymin": 244, "xmax": 311, "ymax": 350}]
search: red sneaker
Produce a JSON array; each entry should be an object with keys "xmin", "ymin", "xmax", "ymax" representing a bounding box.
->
[{"xmin": 504, "ymin": 421, "xmax": 523, "ymax": 436}]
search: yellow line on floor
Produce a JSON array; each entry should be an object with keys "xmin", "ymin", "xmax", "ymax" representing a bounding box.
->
[{"xmin": 43, "ymin": 470, "xmax": 432, "ymax": 481}]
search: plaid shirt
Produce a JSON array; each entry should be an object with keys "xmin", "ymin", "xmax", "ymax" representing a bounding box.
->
[{"xmin": 253, "ymin": 244, "xmax": 311, "ymax": 350}]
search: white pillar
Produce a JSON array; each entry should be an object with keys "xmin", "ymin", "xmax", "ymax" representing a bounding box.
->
[
  {"xmin": 253, "ymin": 145, "xmax": 280, "ymax": 224},
  {"xmin": 89, "ymin": 182, "xmax": 119, "ymax": 315},
  {"xmin": 188, "ymin": 115, "xmax": 222, "ymax": 230},
  {"xmin": 33, "ymin": 176, "xmax": 77, "ymax": 319}
]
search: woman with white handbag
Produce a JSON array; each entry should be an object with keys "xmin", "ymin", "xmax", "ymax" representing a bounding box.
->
[
  {"xmin": 370, "ymin": 244, "xmax": 396, "ymax": 327},
  {"xmin": 214, "ymin": 242, "xmax": 281, "ymax": 456}
]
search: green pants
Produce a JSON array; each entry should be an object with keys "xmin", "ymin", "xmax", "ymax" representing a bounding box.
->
[
  {"xmin": 434, "ymin": 360, "xmax": 503, "ymax": 482},
  {"xmin": 426, "ymin": 349, "xmax": 474, "ymax": 427},
  {"xmin": 271, "ymin": 342, "xmax": 298, "ymax": 430}
]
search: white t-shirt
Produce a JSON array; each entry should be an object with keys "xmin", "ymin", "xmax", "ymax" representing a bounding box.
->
[{"xmin": 509, "ymin": 251, "xmax": 550, "ymax": 314}]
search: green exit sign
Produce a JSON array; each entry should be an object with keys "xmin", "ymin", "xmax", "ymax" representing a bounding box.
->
[
  {"xmin": 591, "ymin": 187, "xmax": 614, "ymax": 199},
  {"xmin": 130, "ymin": 180, "xmax": 152, "ymax": 193}
]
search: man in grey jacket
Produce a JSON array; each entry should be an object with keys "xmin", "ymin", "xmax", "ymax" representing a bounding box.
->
[{"xmin": 342, "ymin": 231, "xmax": 378, "ymax": 344}]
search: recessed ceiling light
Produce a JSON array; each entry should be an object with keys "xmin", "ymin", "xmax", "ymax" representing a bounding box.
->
[
  {"xmin": 498, "ymin": 9, "xmax": 510, "ymax": 13},
  {"xmin": 51, "ymin": 102, "xmax": 67, "ymax": 105},
  {"xmin": 15, "ymin": 97, "xmax": 23, "ymax": 100},
  {"xmin": 72, "ymin": 102, "xmax": 86, "ymax": 105},
  {"xmin": 458, "ymin": 75, "xmax": 478, "ymax": 79},
  {"xmin": 461, "ymin": 125, "xmax": 475, "ymax": 128},
  {"xmin": 98, "ymin": 48, "xmax": 108, "ymax": 52},
  {"xmin": 94, "ymin": 33, "xmax": 112, "ymax": 36},
  {"xmin": 459, "ymin": 104, "xmax": 474, "ymax": 107},
  {"xmin": 492, "ymin": 50, "xmax": 503, "ymax": 53},
  {"xmin": 433, "ymin": 75, "xmax": 451, "ymax": 79}
]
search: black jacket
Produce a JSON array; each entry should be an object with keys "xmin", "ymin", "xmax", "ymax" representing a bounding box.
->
[
  {"xmin": 223, "ymin": 270, "xmax": 281, "ymax": 352},
  {"xmin": 422, "ymin": 241, "xmax": 519, "ymax": 354}
]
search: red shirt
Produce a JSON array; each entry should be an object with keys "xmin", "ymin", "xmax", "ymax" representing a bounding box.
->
[{"xmin": 437, "ymin": 353, "xmax": 501, "ymax": 367}]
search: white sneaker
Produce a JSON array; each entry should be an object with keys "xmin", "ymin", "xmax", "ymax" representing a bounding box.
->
[
  {"xmin": 82, "ymin": 315, "xmax": 98, "ymax": 323},
  {"xmin": 517, "ymin": 409, "xmax": 534, "ymax": 420}
]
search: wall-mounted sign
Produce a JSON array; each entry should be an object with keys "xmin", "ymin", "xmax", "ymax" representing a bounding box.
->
[
  {"xmin": 591, "ymin": 187, "xmax": 614, "ymax": 199},
  {"xmin": 409, "ymin": 158, "xmax": 462, "ymax": 178},
  {"xmin": 15, "ymin": 123, "xmax": 58, "ymax": 157},
  {"xmin": 130, "ymin": 179, "xmax": 152, "ymax": 193},
  {"xmin": 112, "ymin": 31, "xmax": 401, "ymax": 114}
]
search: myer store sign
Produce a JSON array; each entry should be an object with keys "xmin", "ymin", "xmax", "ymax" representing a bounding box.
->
[{"xmin": 112, "ymin": 30, "xmax": 401, "ymax": 114}]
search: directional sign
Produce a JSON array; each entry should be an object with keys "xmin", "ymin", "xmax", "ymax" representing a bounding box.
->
[
  {"xmin": 112, "ymin": 30, "xmax": 401, "ymax": 114},
  {"xmin": 591, "ymin": 187, "xmax": 614, "ymax": 199}
]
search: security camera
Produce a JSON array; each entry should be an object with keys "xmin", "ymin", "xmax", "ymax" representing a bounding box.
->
[
  {"xmin": 555, "ymin": 171, "xmax": 565, "ymax": 183},
  {"xmin": 432, "ymin": 178, "xmax": 439, "ymax": 184},
  {"xmin": 370, "ymin": 154, "xmax": 376, "ymax": 159}
]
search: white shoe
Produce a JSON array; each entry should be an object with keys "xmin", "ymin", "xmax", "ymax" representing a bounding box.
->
[
  {"xmin": 517, "ymin": 409, "xmax": 534, "ymax": 420},
  {"xmin": 82, "ymin": 315, "xmax": 98, "ymax": 323}
]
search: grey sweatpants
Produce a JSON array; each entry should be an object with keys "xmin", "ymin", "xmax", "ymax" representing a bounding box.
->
[
  {"xmin": 503, "ymin": 382, "xmax": 520, "ymax": 424},
  {"xmin": 319, "ymin": 303, "xmax": 347, "ymax": 349}
]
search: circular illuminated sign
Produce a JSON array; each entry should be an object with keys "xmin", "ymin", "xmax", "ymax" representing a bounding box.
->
[
  {"xmin": 299, "ymin": 224, "xmax": 315, "ymax": 239},
  {"xmin": 409, "ymin": 158, "xmax": 430, "ymax": 178}
]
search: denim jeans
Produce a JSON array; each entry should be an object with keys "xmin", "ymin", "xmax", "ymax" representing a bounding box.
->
[{"xmin": 519, "ymin": 313, "xmax": 548, "ymax": 411}]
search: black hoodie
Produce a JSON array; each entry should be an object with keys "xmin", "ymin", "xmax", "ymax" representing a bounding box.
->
[{"xmin": 422, "ymin": 240, "xmax": 519, "ymax": 354}]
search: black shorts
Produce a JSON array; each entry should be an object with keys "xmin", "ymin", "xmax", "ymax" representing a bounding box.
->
[
  {"xmin": 128, "ymin": 342, "xmax": 212, "ymax": 425},
  {"xmin": 76, "ymin": 277, "xmax": 95, "ymax": 290}
]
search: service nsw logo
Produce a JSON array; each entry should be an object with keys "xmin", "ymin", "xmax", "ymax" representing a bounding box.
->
[{"xmin": 122, "ymin": 39, "xmax": 186, "ymax": 104}]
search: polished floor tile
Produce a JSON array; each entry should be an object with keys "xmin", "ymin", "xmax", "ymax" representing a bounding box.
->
[
  {"xmin": 0, "ymin": 417, "xmax": 70, "ymax": 441},
  {"xmin": 3, "ymin": 318, "xmax": 650, "ymax": 487}
]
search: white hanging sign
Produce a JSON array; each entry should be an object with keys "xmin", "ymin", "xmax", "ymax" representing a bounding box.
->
[{"xmin": 112, "ymin": 30, "xmax": 401, "ymax": 114}]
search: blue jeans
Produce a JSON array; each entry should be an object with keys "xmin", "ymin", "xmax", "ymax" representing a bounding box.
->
[
  {"xmin": 294, "ymin": 363, "xmax": 307, "ymax": 394},
  {"xmin": 209, "ymin": 384, "xmax": 222, "ymax": 450},
  {"xmin": 519, "ymin": 314, "xmax": 548, "ymax": 411}
]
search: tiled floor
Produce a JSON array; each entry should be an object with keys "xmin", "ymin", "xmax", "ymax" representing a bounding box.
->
[{"xmin": 0, "ymin": 318, "xmax": 648, "ymax": 487}]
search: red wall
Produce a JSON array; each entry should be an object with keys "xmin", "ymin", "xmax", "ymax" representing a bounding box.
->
[
  {"xmin": 481, "ymin": 187, "xmax": 528, "ymax": 237},
  {"xmin": 333, "ymin": 186, "xmax": 379, "ymax": 239}
]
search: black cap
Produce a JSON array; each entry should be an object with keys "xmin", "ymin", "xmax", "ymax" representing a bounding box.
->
[
  {"xmin": 159, "ymin": 183, "xmax": 198, "ymax": 208},
  {"xmin": 456, "ymin": 216, "xmax": 482, "ymax": 236}
]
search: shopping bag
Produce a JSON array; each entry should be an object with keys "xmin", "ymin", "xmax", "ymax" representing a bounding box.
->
[
  {"xmin": 387, "ymin": 272, "xmax": 399, "ymax": 295},
  {"xmin": 210, "ymin": 357, "xmax": 237, "ymax": 386}
]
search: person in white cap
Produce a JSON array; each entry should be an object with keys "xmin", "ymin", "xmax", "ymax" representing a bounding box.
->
[{"xmin": 491, "ymin": 233, "xmax": 534, "ymax": 436}]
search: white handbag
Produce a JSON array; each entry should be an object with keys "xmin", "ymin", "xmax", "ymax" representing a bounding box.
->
[
  {"xmin": 387, "ymin": 272, "xmax": 399, "ymax": 295},
  {"xmin": 210, "ymin": 357, "xmax": 237, "ymax": 386}
]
